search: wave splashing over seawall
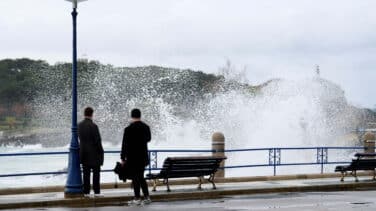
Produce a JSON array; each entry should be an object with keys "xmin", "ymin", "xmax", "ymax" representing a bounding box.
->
[{"xmin": 27, "ymin": 63, "xmax": 363, "ymax": 149}]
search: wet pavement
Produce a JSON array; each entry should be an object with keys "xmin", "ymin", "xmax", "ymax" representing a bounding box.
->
[
  {"xmin": 4, "ymin": 190, "xmax": 376, "ymax": 211},
  {"xmin": 1, "ymin": 176, "xmax": 376, "ymax": 210}
]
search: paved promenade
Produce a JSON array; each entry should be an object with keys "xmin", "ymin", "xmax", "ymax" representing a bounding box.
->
[
  {"xmin": 1, "ymin": 175, "xmax": 376, "ymax": 210},
  {"xmin": 9, "ymin": 190, "xmax": 376, "ymax": 211}
]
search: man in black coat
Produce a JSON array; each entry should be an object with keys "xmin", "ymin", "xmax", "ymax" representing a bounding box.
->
[
  {"xmin": 78, "ymin": 107, "xmax": 104, "ymax": 196},
  {"xmin": 121, "ymin": 108, "xmax": 151, "ymax": 205}
]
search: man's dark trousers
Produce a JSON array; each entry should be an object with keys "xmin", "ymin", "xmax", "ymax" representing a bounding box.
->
[
  {"xmin": 82, "ymin": 165, "xmax": 100, "ymax": 194},
  {"xmin": 132, "ymin": 167, "xmax": 149, "ymax": 198}
]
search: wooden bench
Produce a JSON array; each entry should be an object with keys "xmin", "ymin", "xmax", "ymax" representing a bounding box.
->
[
  {"xmin": 146, "ymin": 155, "xmax": 226, "ymax": 191},
  {"xmin": 335, "ymin": 152, "xmax": 376, "ymax": 182}
]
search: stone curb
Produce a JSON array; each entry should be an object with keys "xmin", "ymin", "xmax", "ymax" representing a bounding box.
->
[
  {"xmin": 1, "ymin": 179, "xmax": 376, "ymax": 210},
  {"xmin": 1, "ymin": 172, "xmax": 365, "ymax": 195}
]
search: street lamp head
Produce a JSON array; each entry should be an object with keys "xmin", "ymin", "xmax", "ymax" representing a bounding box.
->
[{"xmin": 65, "ymin": 0, "xmax": 88, "ymax": 9}]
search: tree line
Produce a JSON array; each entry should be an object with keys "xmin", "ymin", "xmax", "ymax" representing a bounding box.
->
[{"xmin": 0, "ymin": 58, "xmax": 225, "ymax": 122}]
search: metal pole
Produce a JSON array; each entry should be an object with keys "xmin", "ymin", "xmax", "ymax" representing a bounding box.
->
[
  {"xmin": 320, "ymin": 148, "xmax": 324, "ymax": 174},
  {"xmin": 148, "ymin": 151, "xmax": 152, "ymax": 175},
  {"xmin": 64, "ymin": 7, "xmax": 83, "ymax": 197},
  {"xmin": 273, "ymin": 149, "xmax": 276, "ymax": 176}
]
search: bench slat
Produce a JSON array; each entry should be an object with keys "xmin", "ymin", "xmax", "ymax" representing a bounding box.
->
[
  {"xmin": 335, "ymin": 159, "xmax": 376, "ymax": 172},
  {"xmin": 354, "ymin": 153, "xmax": 376, "ymax": 157}
]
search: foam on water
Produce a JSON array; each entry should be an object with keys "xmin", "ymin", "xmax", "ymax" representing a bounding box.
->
[{"xmin": 0, "ymin": 144, "xmax": 49, "ymax": 153}]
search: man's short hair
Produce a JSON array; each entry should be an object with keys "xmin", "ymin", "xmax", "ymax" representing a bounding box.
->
[
  {"xmin": 84, "ymin": 107, "xmax": 94, "ymax": 117},
  {"xmin": 131, "ymin": 108, "xmax": 141, "ymax": 118}
]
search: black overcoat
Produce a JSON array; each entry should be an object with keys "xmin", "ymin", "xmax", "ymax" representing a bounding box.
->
[
  {"xmin": 78, "ymin": 118, "xmax": 104, "ymax": 167},
  {"xmin": 121, "ymin": 121, "xmax": 151, "ymax": 172}
]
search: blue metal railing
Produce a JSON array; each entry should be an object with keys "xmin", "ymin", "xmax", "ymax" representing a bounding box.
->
[{"xmin": 0, "ymin": 146, "xmax": 369, "ymax": 178}]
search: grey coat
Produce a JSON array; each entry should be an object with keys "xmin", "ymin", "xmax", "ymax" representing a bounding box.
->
[{"xmin": 78, "ymin": 118, "xmax": 104, "ymax": 167}]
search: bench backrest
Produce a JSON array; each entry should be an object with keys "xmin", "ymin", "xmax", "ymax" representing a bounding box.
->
[
  {"xmin": 354, "ymin": 152, "xmax": 376, "ymax": 157},
  {"xmin": 158, "ymin": 156, "xmax": 226, "ymax": 178},
  {"xmin": 350, "ymin": 158, "xmax": 376, "ymax": 170}
]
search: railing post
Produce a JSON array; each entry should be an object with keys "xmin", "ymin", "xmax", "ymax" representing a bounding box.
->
[
  {"xmin": 321, "ymin": 148, "xmax": 324, "ymax": 174},
  {"xmin": 269, "ymin": 148, "xmax": 276, "ymax": 176},
  {"xmin": 317, "ymin": 147, "xmax": 324, "ymax": 174},
  {"xmin": 269, "ymin": 148, "xmax": 280, "ymax": 176},
  {"xmin": 275, "ymin": 148, "xmax": 281, "ymax": 176},
  {"xmin": 317, "ymin": 147, "xmax": 328, "ymax": 174},
  {"xmin": 273, "ymin": 149, "xmax": 277, "ymax": 176},
  {"xmin": 148, "ymin": 151, "xmax": 151, "ymax": 175},
  {"xmin": 148, "ymin": 150, "xmax": 158, "ymax": 175}
]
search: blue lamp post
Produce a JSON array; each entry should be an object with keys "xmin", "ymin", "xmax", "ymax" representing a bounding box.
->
[{"xmin": 64, "ymin": 0, "xmax": 87, "ymax": 198}]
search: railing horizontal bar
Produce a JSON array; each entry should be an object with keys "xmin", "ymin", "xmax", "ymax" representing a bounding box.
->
[
  {"xmin": 0, "ymin": 169, "xmax": 167, "ymax": 177},
  {"xmin": 103, "ymin": 151, "xmax": 120, "ymax": 154},
  {"xmin": 149, "ymin": 150, "xmax": 214, "ymax": 153},
  {"xmin": 224, "ymin": 148, "xmax": 272, "ymax": 152},
  {"xmin": 278, "ymin": 162, "xmax": 323, "ymax": 166},
  {"xmin": 326, "ymin": 162, "xmax": 352, "ymax": 164},
  {"xmin": 224, "ymin": 164, "xmax": 271, "ymax": 168},
  {"xmin": 0, "ymin": 147, "xmax": 370, "ymax": 157},
  {"xmin": 326, "ymin": 147, "xmax": 365, "ymax": 150},
  {"xmin": 0, "ymin": 152, "xmax": 68, "ymax": 157},
  {"xmin": 102, "ymin": 168, "xmax": 163, "ymax": 172},
  {"xmin": 273, "ymin": 147, "xmax": 324, "ymax": 150},
  {"xmin": 0, "ymin": 171, "xmax": 67, "ymax": 177},
  {"xmin": 225, "ymin": 147, "xmax": 370, "ymax": 151}
]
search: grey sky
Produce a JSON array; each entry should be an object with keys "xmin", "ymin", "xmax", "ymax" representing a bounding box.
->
[{"xmin": 0, "ymin": 0, "xmax": 375, "ymax": 108}]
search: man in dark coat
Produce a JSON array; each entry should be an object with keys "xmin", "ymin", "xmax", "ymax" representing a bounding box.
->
[
  {"xmin": 78, "ymin": 107, "xmax": 104, "ymax": 196},
  {"xmin": 121, "ymin": 108, "xmax": 151, "ymax": 205}
]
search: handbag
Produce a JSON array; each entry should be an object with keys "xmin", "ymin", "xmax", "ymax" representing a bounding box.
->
[{"xmin": 113, "ymin": 161, "xmax": 129, "ymax": 182}]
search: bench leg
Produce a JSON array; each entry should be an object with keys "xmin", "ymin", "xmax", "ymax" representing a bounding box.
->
[
  {"xmin": 164, "ymin": 178, "xmax": 171, "ymax": 192},
  {"xmin": 208, "ymin": 174, "xmax": 216, "ymax": 189},
  {"xmin": 197, "ymin": 176, "xmax": 203, "ymax": 190},
  {"xmin": 373, "ymin": 170, "xmax": 376, "ymax": 181},
  {"xmin": 352, "ymin": 171, "xmax": 359, "ymax": 182},
  {"xmin": 152, "ymin": 179, "xmax": 158, "ymax": 192},
  {"xmin": 340, "ymin": 172, "xmax": 344, "ymax": 182}
]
